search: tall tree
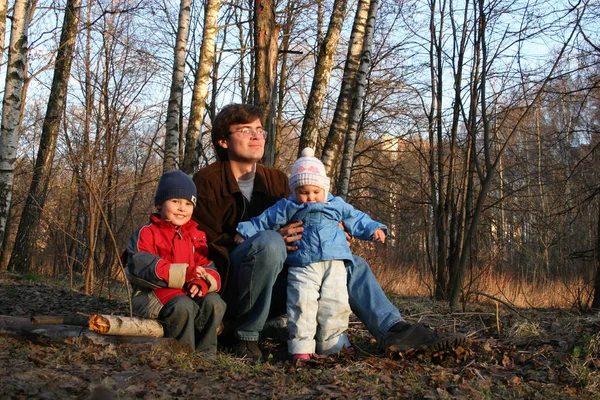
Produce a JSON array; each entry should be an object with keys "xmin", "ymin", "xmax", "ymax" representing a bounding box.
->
[
  {"xmin": 8, "ymin": 0, "xmax": 82, "ymax": 273},
  {"xmin": 0, "ymin": 0, "xmax": 31, "ymax": 254},
  {"xmin": 163, "ymin": 0, "xmax": 192, "ymax": 172},
  {"xmin": 0, "ymin": 0, "xmax": 9, "ymax": 66},
  {"xmin": 298, "ymin": 0, "xmax": 349, "ymax": 153},
  {"xmin": 336, "ymin": 0, "xmax": 378, "ymax": 199},
  {"xmin": 254, "ymin": 0, "xmax": 279, "ymax": 167},
  {"xmin": 321, "ymin": 0, "xmax": 370, "ymax": 178},
  {"xmin": 181, "ymin": 0, "xmax": 221, "ymax": 174}
]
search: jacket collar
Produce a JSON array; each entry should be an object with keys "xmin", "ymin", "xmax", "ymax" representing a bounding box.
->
[
  {"xmin": 149, "ymin": 213, "xmax": 198, "ymax": 233},
  {"xmin": 221, "ymin": 161, "xmax": 270, "ymax": 198}
]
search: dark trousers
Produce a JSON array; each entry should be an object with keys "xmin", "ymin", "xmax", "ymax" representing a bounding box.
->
[{"xmin": 158, "ymin": 292, "xmax": 226, "ymax": 354}]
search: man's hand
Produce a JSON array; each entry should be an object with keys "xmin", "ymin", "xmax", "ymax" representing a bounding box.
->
[
  {"xmin": 234, "ymin": 233, "xmax": 245, "ymax": 245},
  {"xmin": 339, "ymin": 222, "xmax": 352, "ymax": 246},
  {"xmin": 278, "ymin": 221, "xmax": 304, "ymax": 251}
]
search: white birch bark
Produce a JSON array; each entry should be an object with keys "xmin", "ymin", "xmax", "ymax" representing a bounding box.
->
[
  {"xmin": 298, "ymin": 0, "xmax": 349, "ymax": 154},
  {"xmin": 336, "ymin": 0, "xmax": 378, "ymax": 199},
  {"xmin": 181, "ymin": 0, "xmax": 221, "ymax": 174},
  {"xmin": 8, "ymin": 0, "xmax": 82, "ymax": 273},
  {"xmin": 321, "ymin": 0, "xmax": 370, "ymax": 178},
  {"xmin": 163, "ymin": 0, "xmax": 192, "ymax": 172},
  {"xmin": 0, "ymin": 0, "xmax": 9, "ymax": 66},
  {"xmin": 0, "ymin": 0, "xmax": 31, "ymax": 251}
]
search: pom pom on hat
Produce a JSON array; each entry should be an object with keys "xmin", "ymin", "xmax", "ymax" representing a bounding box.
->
[
  {"xmin": 289, "ymin": 147, "xmax": 330, "ymax": 193},
  {"xmin": 155, "ymin": 170, "xmax": 197, "ymax": 207}
]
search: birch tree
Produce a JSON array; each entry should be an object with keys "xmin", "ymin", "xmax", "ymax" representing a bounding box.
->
[
  {"xmin": 181, "ymin": 0, "xmax": 221, "ymax": 174},
  {"xmin": 0, "ymin": 0, "xmax": 31, "ymax": 253},
  {"xmin": 336, "ymin": 0, "xmax": 378, "ymax": 199},
  {"xmin": 0, "ymin": 0, "xmax": 9, "ymax": 66},
  {"xmin": 298, "ymin": 0, "xmax": 349, "ymax": 153},
  {"xmin": 9, "ymin": 0, "xmax": 82, "ymax": 274},
  {"xmin": 321, "ymin": 0, "xmax": 370, "ymax": 178},
  {"xmin": 163, "ymin": 0, "xmax": 191, "ymax": 172}
]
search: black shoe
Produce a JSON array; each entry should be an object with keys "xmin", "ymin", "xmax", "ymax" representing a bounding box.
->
[
  {"xmin": 233, "ymin": 340, "xmax": 264, "ymax": 363},
  {"xmin": 383, "ymin": 321, "xmax": 467, "ymax": 352}
]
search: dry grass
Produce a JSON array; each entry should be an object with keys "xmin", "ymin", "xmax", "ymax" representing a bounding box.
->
[{"xmin": 371, "ymin": 263, "xmax": 595, "ymax": 310}]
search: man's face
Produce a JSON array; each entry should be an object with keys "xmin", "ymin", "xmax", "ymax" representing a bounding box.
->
[{"xmin": 218, "ymin": 118, "xmax": 265, "ymax": 163}]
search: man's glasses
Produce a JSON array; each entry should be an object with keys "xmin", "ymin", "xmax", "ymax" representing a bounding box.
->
[{"xmin": 230, "ymin": 128, "xmax": 268, "ymax": 139}]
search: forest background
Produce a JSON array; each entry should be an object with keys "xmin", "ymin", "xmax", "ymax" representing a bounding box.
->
[{"xmin": 0, "ymin": 0, "xmax": 598, "ymax": 312}]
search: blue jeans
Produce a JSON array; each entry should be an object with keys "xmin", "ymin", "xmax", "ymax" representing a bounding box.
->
[
  {"xmin": 227, "ymin": 230, "xmax": 403, "ymax": 343},
  {"xmin": 346, "ymin": 255, "xmax": 403, "ymax": 343}
]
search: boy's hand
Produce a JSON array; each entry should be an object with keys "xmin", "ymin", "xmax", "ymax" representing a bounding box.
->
[
  {"xmin": 278, "ymin": 221, "xmax": 303, "ymax": 251},
  {"xmin": 188, "ymin": 283, "xmax": 203, "ymax": 298},
  {"xmin": 186, "ymin": 265, "xmax": 207, "ymax": 282},
  {"xmin": 372, "ymin": 229, "xmax": 386, "ymax": 243},
  {"xmin": 234, "ymin": 233, "xmax": 245, "ymax": 245}
]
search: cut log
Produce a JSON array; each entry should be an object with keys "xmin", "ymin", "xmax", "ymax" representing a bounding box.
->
[
  {"xmin": 31, "ymin": 315, "xmax": 89, "ymax": 326},
  {"xmin": 0, "ymin": 315, "xmax": 179, "ymax": 349},
  {"xmin": 89, "ymin": 314, "xmax": 164, "ymax": 337}
]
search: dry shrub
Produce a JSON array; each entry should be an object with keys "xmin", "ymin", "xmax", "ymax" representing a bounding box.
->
[{"xmin": 368, "ymin": 260, "xmax": 594, "ymax": 309}]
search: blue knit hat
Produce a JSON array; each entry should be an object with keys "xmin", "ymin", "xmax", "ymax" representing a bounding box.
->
[{"xmin": 154, "ymin": 170, "xmax": 197, "ymax": 207}]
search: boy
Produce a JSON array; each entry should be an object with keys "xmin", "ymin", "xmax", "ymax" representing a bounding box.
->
[
  {"xmin": 126, "ymin": 170, "xmax": 226, "ymax": 355},
  {"xmin": 235, "ymin": 148, "xmax": 387, "ymax": 361}
]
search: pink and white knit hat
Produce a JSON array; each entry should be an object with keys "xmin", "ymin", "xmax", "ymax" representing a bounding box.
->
[{"xmin": 289, "ymin": 147, "xmax": 331, "ymax": 193}]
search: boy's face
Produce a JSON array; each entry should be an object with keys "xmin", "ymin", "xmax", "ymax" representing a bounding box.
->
[
  {"xmin": 158, "ymin": 198, "xmax": 194, "ymax": 226},
  {"xmin": 294, "ymin": 185, "xmax": 326, "ymax": 204},
  {"xmin": 218, "ymin": 118, "xmax": 265, "ymax": 163}
]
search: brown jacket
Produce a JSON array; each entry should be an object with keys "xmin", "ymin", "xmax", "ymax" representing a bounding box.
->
[{"xmin": 192, "ymin": 161, "xmax": 290, "ymax": 291}]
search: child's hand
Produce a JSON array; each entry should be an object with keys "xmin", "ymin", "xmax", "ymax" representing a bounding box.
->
[
  {"xmin": 234, "ymin": 233, "xmax": 245, "ymax": 245},
  {"xmin": 186, "ymin": 265, "xmax": 207, "ymax": 281},
  {"xmin": 372, "ymin": 229, "xmax": 386, "ymax": 243},
  {"xmin": 188, "ymin": 283, "xmax": 203, "ymax": 298}
]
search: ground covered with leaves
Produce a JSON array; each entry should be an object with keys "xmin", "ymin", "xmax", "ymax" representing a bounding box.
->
[{"xmin": 1, "ymin": 272, "xmax": 600, "ymax": 399}]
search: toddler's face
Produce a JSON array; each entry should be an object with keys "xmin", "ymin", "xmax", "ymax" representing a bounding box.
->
[
  {"xmin": 294, "ymin": 185, "xmax": 326, "ymax": 204},
  {"xmin": 158, "ymin": 198, "xmax": 194, "ymax": 226}
]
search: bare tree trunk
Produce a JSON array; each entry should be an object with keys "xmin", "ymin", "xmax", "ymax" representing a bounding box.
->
[
  {"xmin": 8, "ymin": 0, "xmax": 82, "ymax": 274},
  {"xmin": 336, "ymin": 0, "xmax": 378, "ymax": 199},
  {"xmin": 163, "ymin": 0, "xmax": 191, "ymax": 172},
  {"xmin": 591, "ymin": 200, "xmax": 600, "ymax": 309},
  {"xmin": 254, "ymin": 0, "xmax": 278, "ymax": 167},
  {"xmin": 0, "ymin": 0, "xmax": 31, "ymax": 252},
  {"xmin": 181, "ymin": 0, "xmax": 220, "ymax": 174},
  {"xmin": 322, "ymin": 0, "xmax": 370, "ymax": 179},
  {"xmin": 298, "ymin": 0, "xmax": 349, "ymax": 153}
]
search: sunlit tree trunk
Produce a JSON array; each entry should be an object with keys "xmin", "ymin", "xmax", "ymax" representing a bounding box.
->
[
  {"xmin": 0, "ymin": 0, "xmax": 9, "ymax": 66},
  {"xmin": 8, "ymin": 0, "xmax": 82, "ymax": 274},
  {"xmin": 336, "ymin": 0, "xmax": 377, "ymax": 199},
  {"xmin": 0, "ymin": 0, "xmax": 31, "ymax": 255},
  {"xmin": 254, "ymin": 0, "xmax": 278, "ymax": 166},
  {"xmin": 181, "ymin": 0, "xmax": 220, "ymax": 174},
  {"xmin": 163, "ymin": 0, "xmax": 191, "ymax": 172},
  {"xmin": 592, "ymin": 202, "xmax": 600, "ymax": 309},
  {"xmin": 298, "ymin": 0, "xmax": 349, "ymax": 153},
  {"xmin": 322, "ymin": 0, "xmax": 369, "ymax": 179}
]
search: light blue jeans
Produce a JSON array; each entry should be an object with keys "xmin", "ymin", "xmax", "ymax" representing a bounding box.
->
[
  {"xmin": 227, "ymin": 230, "xmax": 403, "ymax": 343},
  {"xmin": 287, "ymin": 260, "xmax": 351, "ymax": 355}
]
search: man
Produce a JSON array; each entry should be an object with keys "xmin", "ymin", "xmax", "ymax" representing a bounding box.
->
[{"xmin": 192, "ymin": 103, "xmax": 465, "ymax": 362}]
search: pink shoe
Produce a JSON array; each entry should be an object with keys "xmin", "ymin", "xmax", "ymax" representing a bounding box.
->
[
  {"xmin": 292, "ymin": 353, "xmax": 311, "ymax": 361},
  {"xmin": 344, "ymin": 346, "xmax": 356, "ymax": 355}
]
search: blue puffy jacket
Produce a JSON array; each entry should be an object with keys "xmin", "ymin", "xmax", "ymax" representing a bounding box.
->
[{"xmin": 236, "ymin": 193, "xmax": 387, "ymax": 266}]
